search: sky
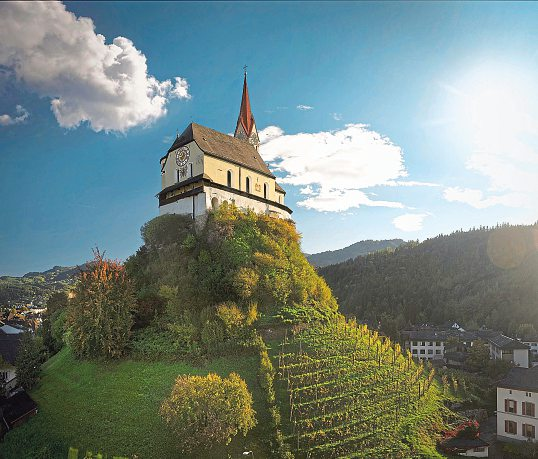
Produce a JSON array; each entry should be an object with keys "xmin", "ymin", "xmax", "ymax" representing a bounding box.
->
[{"xmin": 1, "ymin": 1, "xmax": 538, "ymax": 275}]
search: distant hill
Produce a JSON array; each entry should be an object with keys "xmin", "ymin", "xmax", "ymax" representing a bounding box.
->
[
  {"xmin": 318, "ymin": 224, "xmax": 538, "ymax": 335},
  {"xmin": 0, "ymin": 266, "xmax": 78, "ymax": 307},
  {"xmin": 307, "ymin": 239, "xmax": 405, "ymax": 267}
]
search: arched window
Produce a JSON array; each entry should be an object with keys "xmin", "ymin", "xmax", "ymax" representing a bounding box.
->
[
  {"xmin": 246, "ymin": 177, "xmax": 251, "ymax": 194},
  {"xmin": 227, "ymin": 170, "xmax": 232, "ymax": 188},
  {"xmin": 263, "ymin": 183, "xmax": 268, "ymax": 199},
  {"xmin": 211, "ymin": 197, "xmax": 219, "ymax": 210}
]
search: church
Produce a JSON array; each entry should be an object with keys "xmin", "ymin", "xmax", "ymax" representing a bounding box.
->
[{"xmin": 158, "ymin": 74, "xmax": 292, "ymax": 221}]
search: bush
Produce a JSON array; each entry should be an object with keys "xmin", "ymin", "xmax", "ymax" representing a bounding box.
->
[
  {"xmin": 129, "ymin": 326, "xmax": 201, "ymax": 362},
  {"xmin": 66, "ymin": 250, "xmax": 134, "ymax": 360},
  {"xmin": 160, "ymin": 372, "xmax": 256, "ymax": 453}
]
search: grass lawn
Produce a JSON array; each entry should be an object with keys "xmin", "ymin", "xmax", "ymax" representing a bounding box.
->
[{"xmin": 0, "ymin": 348, "xmax": 273, "ymax": 459}]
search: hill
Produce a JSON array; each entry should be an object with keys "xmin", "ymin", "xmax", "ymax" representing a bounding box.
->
[
  {"xmin": 1, "ymin": 207, "xmax": 451, "ymax": 458},
  {"xmin": 318, "ymin": 224, "xmax": 538, "ymax": 335},
  {"xmin": 307, "ymin": 239, "xmax": 405, "ymax": 267},
  {"xmin": 0, "ymin": 265, "xmax": 77, "ymax": 307}
]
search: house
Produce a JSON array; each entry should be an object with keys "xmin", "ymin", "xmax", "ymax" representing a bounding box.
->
[
  {"xmin": 487, "ymin": 334, "xmax": 530, "ymax": 368},
  {"xmin": 0, "ymin": 325, "xmax": 24, "ymax": 389},
  {"xmin": 158, "ymin": 72, "xmax": 292, "ymax": 222},
  {"xmin": 439, "ymin": 436, "xmax": 489, "ymax": 457},
  {"xmin": 496, "ymin": 365, "xmax": 538, "ymax": 443},
  {"xmin": 402, "ymin": 329, "xmax": 447, "ymax": 360}
]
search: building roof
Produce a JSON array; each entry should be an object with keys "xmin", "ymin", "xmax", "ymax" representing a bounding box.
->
[
  {"xmin": 0, "ymin": 390, "xmax": 37, "ymax": 428},
  {"xmin": 236, "ymin": 74, "xmax": 256, "ymax": 137},
  {"xmin": 488, "ymin": 334, "xmax": 530, "ymax": 350},
  {"xmin": 166, "ymin": 123, "xmax": 275, "ymax": 178},
  {"xmin": 0, "ymin": 330, "xmax": 23, "ymax": 365},
  {"xmin": 497, "ymin": 366, "xmax": 538, "ymax": 392},
  {"xmin": 441, "ymin": 436, "xmax": 489, "ymax": 451}
]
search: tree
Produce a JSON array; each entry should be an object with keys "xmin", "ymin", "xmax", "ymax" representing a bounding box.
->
[
  {"xmin": 465, "ymin": 339, "xmax": 490, "ymax": 372},
  {"xmin": 160, "ymin": 372, "xmax": 256, "ymax": 453},
  {"xmin": 516, "ymin": 323, "xmax": 538, "ymax": 341},
  {"xmin": 15, "ymin": 333, "xmax": 46, "ymax": 390},
  {"xmin": 66, "ymin": 250, "xmax": 134, "ymax": 359}
]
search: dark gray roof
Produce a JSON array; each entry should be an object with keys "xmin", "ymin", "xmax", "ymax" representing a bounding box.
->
[
  {"xmin": 488, "ymin": 334, "xmax": 530, "ymax": 350},
  {"xmin": 0, "ymin": 390, "xmax": 37, "ymax": 427},
  {"xmin": 441, "ymin": 436, "xmax": 489, "ymax": 451},
  {"xmin": 498, "ymin": 366, "xmax": 538, "ymax": 392},
  {"xmin": 166, "ymin": 123, "xmax": 275, "ymax": 178},
  {"xmin": 0, "ymin": 330, "xmax": 23, "ymax": 365}
]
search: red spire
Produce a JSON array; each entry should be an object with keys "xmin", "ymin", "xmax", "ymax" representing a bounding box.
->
[{"xmin": 237, "ymin": 73, "xmax": 255, "ymax": 136}]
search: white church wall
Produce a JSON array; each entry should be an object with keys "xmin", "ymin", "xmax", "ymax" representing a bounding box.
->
[
  {"xmin": 162, "ymin": 141, "xmax": 205, "ymax": 190},
  {"xmin": 159, "ymin": 191, "xmax": 208, "ymax": 219},
  {"xmin": 204, "ymin": 185, "xmax": 291, "ymax": 220}
]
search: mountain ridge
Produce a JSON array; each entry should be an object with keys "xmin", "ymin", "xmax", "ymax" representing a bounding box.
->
[{"xmin": 307, "ymin": 238, "xmax": 406, "ymax": 267}]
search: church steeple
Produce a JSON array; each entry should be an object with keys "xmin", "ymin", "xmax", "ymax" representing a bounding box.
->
[{"xmin": 234, "ymin": 70, "xmax": 260, "ymax": 150}]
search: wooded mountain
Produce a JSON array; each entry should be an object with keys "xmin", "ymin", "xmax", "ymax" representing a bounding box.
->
[
  {"xmin": 307, "ymin": 239, "xmax": 405, "ymax": 267},
  {"xmin": 0, "ymin": 266, "xmax": 77, "ymax": 306},
  {"xmin": 318, "ymin": 224, "xmax": 538, "ymax": 335}
]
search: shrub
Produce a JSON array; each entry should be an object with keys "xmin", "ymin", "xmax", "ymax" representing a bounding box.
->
[
  {"xmin": 66, "ymin": 250, "xmax": 134, "ymax": 360},
  {"xmin": 160, "ymin": 372, "xmax": 256, "ymax": 453}
]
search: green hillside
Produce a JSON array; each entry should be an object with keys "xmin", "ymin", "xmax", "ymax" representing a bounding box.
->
[
  {"xmin": 0, "ymin": 347, "xmax": 273, "ymax": 458},
  {"xmin": 319, "ymin": 224, "xmax": 538, "ymax": 334},
  {"xmin": 307, "ymin": 239, "xmax": 405, "ymax": 267},
  {"xmin": 0, "ymin": 265, "xmax": 77, "ymax": 306},
  {"xmin": 1, "ymin": 207, "xmax": 453, "ymax": 458}
]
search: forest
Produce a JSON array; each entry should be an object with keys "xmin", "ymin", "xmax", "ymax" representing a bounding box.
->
[{"xmin": 319, "ymin": 224, "xmax": 538, "ymax": 336}]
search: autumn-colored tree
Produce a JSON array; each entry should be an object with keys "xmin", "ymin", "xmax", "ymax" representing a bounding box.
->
[
  {"xmin": 160, "ymin": 372, "xmax": 256, "ymax": 453},
  {"xmin": 67, "ymin": 250, "xmax": 134, "ymax": 359}
]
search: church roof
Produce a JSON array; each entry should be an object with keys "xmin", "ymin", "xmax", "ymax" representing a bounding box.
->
[
  {"xmin": 167, "ymin": 122, "xmax": 275, "ymax": 178},
  {"xmin": 236, "ymin": 74, "xmax": 256, "ymax": 137}
]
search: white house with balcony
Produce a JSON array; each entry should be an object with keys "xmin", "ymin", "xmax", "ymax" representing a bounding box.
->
[{"xmin": 497, "ymin": 366, "xmax": 538, "ymax": 443}]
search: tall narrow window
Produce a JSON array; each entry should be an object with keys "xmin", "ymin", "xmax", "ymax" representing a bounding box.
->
[
  {"xmin": 505, "ymin": 420, "xmax": 517, "ymax": 435},
  {"xmin": 246, "ymin": 177, "xmax": 251, "ymax": 194},
  {"xmin": 263, "ymin": 183, "xmax": 268, "ymax": 199},
  {"xmin": 523, "ymin": 424, "xmax": 536, "ymax": 439},
  {"xmin": 176, "ymin": 170, "xmax": 180, "ymax": 183},
  {"xmin": 505, "ymin": 399, "xmax": 517, "ymax": 414},
  {"xmin": 523, "ymin": 402, "xmax": 535, "ymax": 417},
  {"xmin": 189, "ymin": 163, "xmax": 193, "ymax": 178},
  {"xmin": 227, "ymin": 170, "xmax": 232, "ymax": 188}
]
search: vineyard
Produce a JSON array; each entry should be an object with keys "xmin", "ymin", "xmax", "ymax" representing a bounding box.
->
[{"xmin": 276, "ymin": 319, "xmax": 447, "ymax": 458}]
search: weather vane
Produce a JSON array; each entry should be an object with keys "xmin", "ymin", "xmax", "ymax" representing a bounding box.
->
[{"xmin": 243, "ymin": 64, "xmax": 248, "ymax": 75}]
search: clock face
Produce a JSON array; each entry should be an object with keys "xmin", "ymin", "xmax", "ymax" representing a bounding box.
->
[{"xmin": 175, "ymin": 146, "xmax": 190, "ymax": 167}]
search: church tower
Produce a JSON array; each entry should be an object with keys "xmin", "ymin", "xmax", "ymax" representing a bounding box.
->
[{"xmin": 234, "ymin": 72, "xmax": 260, "ymax": 151}]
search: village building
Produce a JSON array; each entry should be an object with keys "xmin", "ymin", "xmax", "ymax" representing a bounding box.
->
[
  {"xmin": 402, "ymin": 326, "xmax": 531, "ymax": 368},
  {"xmin": 486, "ymin": 334, "xmax": 530, "ymax": 369},
  {"xmin": 439, "ymin": 436, "xmax": 489, "ymax": 458},
  {"xmin": 496, "ymin": 365, "xmax": 538, "ymax": 443},
  {"xmin": 0, "ymin": 323, "xmax": 25, "ymax": 390},
  {"xmin": 158, "ymin": 73, "xmax": 292, "ymax": 221}
]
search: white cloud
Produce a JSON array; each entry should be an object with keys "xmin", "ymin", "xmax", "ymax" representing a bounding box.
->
[
  {"xmin": 331, "ymin": 113, "xmax": 343, "ymax": 121},
  {"xmin": 393, "ymin": 213, "xmax": 429, "ymax": 232},
  {"xmin": 443, "ymin": 187, "xmax": 528, "ymax": 209},
  {"xmin": 259, "ymin": 123, "xmax": 426, "ymax": 212},
  {"xmin": 0, "ymin": 2, "xmax": 190, "ymax": 132},
  {"xmin": 296, "ymin": 104, "xmax": 314, "ymax": 111},
  {"xmin": 0, "ymin": 105, "xmax": 29, "ymax": 126}
]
